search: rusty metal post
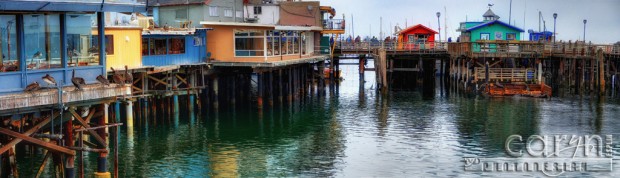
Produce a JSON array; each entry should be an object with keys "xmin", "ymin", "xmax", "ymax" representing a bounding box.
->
[{"xmin": 65, "ymin": 115, "xmax": 75, "ymax": 178}]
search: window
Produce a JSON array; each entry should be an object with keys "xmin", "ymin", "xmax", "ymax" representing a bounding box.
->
[
  {"xmin": 224, "ymin": 9, "xmax": 233, "ymax": 17},
  {"xmin": 0, "ymin": 15, "xmax": 18, "ymax": 72},
  {"xmin": 234, "ymin": 30, "xmax": 264, "ymax": 57},
  {"xmin": 66, "ymin": 14, "xmax": 101, "ymax": 67},
  {"xmin": 506, "ymin": 33, "xmax": 516, "ymax": 40},
  {"xmin": 254, "ymin": 6, "xmax": 262, "ymax": 15},
  {"xmin": 90, "ymin": 35, "xmax": 114, "ymax": 55},
  {"xmin": 236, "ymin": 11, "xmax": 242, "ymax": 18},
  {"xmin": 150, "ymin": 38, "xmax": 167, "ymax": 55},
  {"xmin": 176, "ymin": 9, "xmax": 188, "ymax": 19},
  {"xmin": 25, "ymin": 14, "xmax": 61, "ymax": 70},
  {"xmin": 480, "ymin": 33, "xmax": 490, "ymax": 40},
  {"xmin": 169, "ymin": 37, "xmax": 185, "ymax": 54},
  {"xmin": 209, "ymin": 6, "xmax": 219, "ymax": 17},
  {"xmin": 142, "ymin": 38, "xmax": 149, "ymax": 55}
]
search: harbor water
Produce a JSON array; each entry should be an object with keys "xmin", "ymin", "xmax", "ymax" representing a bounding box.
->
[{"xmin": 18, "ymin": 60, "xmax": 620, "ymax": 177}]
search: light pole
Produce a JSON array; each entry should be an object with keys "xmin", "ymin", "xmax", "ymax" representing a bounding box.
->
[
  {"xmin": 553, "ymin": 13, "xmax": 557, "ymax": 44},
  {"xmin": 583, "ymin": 19, "xmax": 587, "ymax": 42},
  {"xmin": 436, "ymin": 12, "xmax": 441, "ymax": 43}
]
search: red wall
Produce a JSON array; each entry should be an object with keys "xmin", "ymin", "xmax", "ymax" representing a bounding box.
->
[{"xmin": 401, "ymin": 27, "xmax": 436, "ymax": 43}]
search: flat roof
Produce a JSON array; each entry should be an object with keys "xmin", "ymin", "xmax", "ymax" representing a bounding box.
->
[
  {"xmin": 200, "ymin": 21, "xmax": 276, "ymax": 28},
  {"xmin": 0, "ymin": 0, "xmax": 146, "ymax": 12},
  {"xmin": 275, "ymin": 26, "xmax": 323, "ymax": 31}
]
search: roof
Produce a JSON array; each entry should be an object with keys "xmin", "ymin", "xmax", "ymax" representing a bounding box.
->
[
  {"xmin": 465, "ymin": 20, "xmax": 524, "ymax": 32},
  {"xmin": 397, "ymin": 24, "xmax": 438, "ymax": 35},
  {"xmin": 200, "ymin": 21, "xmax": 275, "ymax": 28},
  {"xmin": 0, "ymin": 0, "xmax": 146, "ymax": 12},
  {"xmin": 147, "ymin": 0, "xmax": 210, "ymax": 6},
  {"xmin": 275, "ymin": 26, "xmax": 323, "ymax": 31},
  {"xmin": 483, "ymin": 9, "xmax": 497, "ymax": 17},
  {"xmin": 143, "ymin": 27, "xmax": 212, "ymax": 35}
]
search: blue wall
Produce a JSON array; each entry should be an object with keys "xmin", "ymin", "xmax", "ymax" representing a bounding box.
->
[
  {"xmin": 142, "ymin": 29, "xmax": 207, "ymax": 66},
  {"xmin": 0, "ymin": 13, "xmax": 106, "ymax": 94}
]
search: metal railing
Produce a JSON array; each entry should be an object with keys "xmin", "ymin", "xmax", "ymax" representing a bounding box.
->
[{"xmin": 323, "ymin": 19, "xmax": 345, "ymax": 31}]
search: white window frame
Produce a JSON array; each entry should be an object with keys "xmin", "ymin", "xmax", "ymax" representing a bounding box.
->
[
  {"xmin": 233, "ymin": 29, "xmax": 267, "ymax": 58},
  {"xmin": 209, "ymin": 6, "xmax": 219, "ymax": 17},
  {"xmin": 236, "ymin": 10, "xmax": 242, "ymax": 18},
  {"xmin": 224, "ymin": 9, "xmax": 233, "ymax": 17}
]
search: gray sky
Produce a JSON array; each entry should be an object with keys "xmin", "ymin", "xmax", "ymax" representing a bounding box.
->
[{"xmin": 318, "ymin": 0, "xmax": 620, "ymax": 44}]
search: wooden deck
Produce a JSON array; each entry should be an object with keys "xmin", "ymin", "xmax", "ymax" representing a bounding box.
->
[{"xmin": 0, "ymin": 84, "xmax": 130, "ymax": 115}]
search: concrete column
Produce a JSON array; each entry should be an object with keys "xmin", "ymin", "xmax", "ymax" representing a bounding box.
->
[
  {"xmin": 538, "ymin": 60, "xmax": 543, "ymax": 84},
  {"xmin": 125, "ymin": 100, "xmax": 134, "ymax": 136},
  {"xmin": 213, "ymin": 77, "xmax": 219, "ymax": 110}
]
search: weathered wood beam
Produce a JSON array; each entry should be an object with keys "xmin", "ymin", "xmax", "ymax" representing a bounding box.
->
[
  {"xmin": 0, "ymin": 112, "xmax": 59, "ymax": 155},
  {"xmin": 149, "ymin": 75, "xmax": 169, "ymax": 87},
  {"xmin": 175, "ymin": 74, "xmax": 189, "ymax": 86},
  {"xmin": 35, "ymin": 152, "xmax": 51, "ymax": 178},
  {"xmin": 0, "ymin": 128, "xmax": 75, "ymax": 155},
  {"xmin": 69, "ymin": 109, "xmax": 108, "ymax": 148}
]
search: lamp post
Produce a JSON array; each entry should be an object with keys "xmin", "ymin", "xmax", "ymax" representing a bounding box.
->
[
  {"xmin": 553, "ymin": 13, "xmax": 557, "ymax": 44},
  {"xmin": 583, "ymin": 19, "xmax": 587, "ymax": 42},
  {"xmin": 436, "ymin": 12, "xmax": 441, "ymax": 43}
]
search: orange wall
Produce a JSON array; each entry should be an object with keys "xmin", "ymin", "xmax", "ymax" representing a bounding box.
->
[{"xmin": 204, "ymin": 25, "xmax": 316, "ymax": 63}]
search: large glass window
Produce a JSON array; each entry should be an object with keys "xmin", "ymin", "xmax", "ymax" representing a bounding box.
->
[
  {"xmin": 67, "ymin": 13, "xmax": 102, "ymax": 67},
  {"xmin": 169, "ymin": 37, "xmax": 185, "ymax": 54},
  {"xmin": 234, "ymin": 30, "xmax": 264, "ymax": 57},
  {"xmin": 25, "ymin": 14, "xmax": 61, "ymax": 70},
  {"xmin": 150, "ymin": 38, "xmax": 167, "ymax": 55},
  {"xmin": 0, "ymin": 15, "xmax": 18, "ymax": 72}
]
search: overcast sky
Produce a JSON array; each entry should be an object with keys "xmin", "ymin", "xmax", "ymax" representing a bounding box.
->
[{"xmin": 318, "ymin": 0, "xmax": 620, "ymax": 44}]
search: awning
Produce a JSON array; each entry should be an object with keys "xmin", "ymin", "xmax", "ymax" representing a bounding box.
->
[{"xmin": 0, "ymin": 0, "xmax": 146, "ymax": 12}]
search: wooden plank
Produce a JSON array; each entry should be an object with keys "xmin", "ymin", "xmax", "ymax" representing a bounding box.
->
[
  {"xmin": 175, "ymin": 74, "xmax": 189, "ymax": 85},
  {"xmin": 0, "ymin": 128, "xmax": 75, "ymax": 156},
  {"xmin": 0, "ymin": 112, "xmax": 58, "ymax": 155},
  {"xmin": 149, "ymin": 75, "xmax": 169, "ymax": 87},
  {"xmin": 69, "ymin": 109, "xmax": 108, "ymax": 148}
]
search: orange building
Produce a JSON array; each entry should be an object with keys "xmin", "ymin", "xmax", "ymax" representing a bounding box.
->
[
  {"xmin": 201, "ymin": 21, "xmax": 323, "ymax": 63},
  {"xmin": 396, "ymin": 24, "xmax": 438, "ymax": 50}
]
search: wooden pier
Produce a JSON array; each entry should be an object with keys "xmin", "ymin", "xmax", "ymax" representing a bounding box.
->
[{"xmin": 334, "ymin": 40, "xmax": 620, "ymax": 97}]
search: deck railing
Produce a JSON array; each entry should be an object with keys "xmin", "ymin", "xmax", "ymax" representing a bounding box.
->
[
  {"xmin": 323, "ymin": 19, "xmax": 345, "ymax": 31},
  {"xmin": 336, "ymin": 41, "xmax": 447, "ymax": 53},
  {"xmin": 474, "ymin": 67, "xmax": 535, "ymax": 82}
]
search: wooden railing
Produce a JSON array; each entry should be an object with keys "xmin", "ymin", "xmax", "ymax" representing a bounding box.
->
[
  {"xmin": 474, "ymin": 67, "xmax": 535, "ymax": 82},
  {"xmin": 336, "ymin": 41, "xmax": 447, "ymax": 53}
]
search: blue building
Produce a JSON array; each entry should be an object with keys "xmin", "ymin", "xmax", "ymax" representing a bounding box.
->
[
  {"xmin": 141, "ymin": 28, "xmax": 209, "ymax": 66},
  {"xmin": 0, "ymin": 1, "xmax": 145, "ymax": 94},
  {"xmin": 528, "ymin": 30, "xmax": 554, "ymax": 42}
]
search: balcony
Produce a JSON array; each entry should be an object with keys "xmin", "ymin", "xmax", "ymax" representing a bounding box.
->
[{"xmin": 322, "ymin": 19, "xmax": 345, "ymax": 34}]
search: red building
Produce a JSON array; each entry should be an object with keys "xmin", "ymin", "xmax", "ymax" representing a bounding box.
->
[{"xmin": 397, "ymin": 24, "xmax": 438, "ymax": 50}]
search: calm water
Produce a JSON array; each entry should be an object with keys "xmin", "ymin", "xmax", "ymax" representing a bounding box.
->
[{"xmin": 18, "ymin": 61, "xmax": 620, "ymax": 177}]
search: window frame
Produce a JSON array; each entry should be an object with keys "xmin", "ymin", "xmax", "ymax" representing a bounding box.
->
[
  {"xmin": 224, "ymin": 9, "xmax": 233, "ymax": 18},
  {"xmin": 506, "ymin": 33, "xmax": 516, "ymax": 41},
  {"xmin": 209, "ymin": 6, "xmax": 219, "ymax": 17},
  {"xmin": 233, "ymin": 29, "xmax": 266, "ymax": 57},
  {"xmin": 254, "ymin": 6, "xmax": 262, "ymax": 15}
]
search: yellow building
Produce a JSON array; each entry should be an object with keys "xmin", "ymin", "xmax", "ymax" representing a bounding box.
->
[{"xmin": 93, "ymin": 27, "xmax": 143, "ymax": 70}]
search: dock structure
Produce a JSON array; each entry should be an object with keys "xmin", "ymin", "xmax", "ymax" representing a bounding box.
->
[{"xmin": 0, "ymin": 1, "xmax": 145, "ymax": 177}]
